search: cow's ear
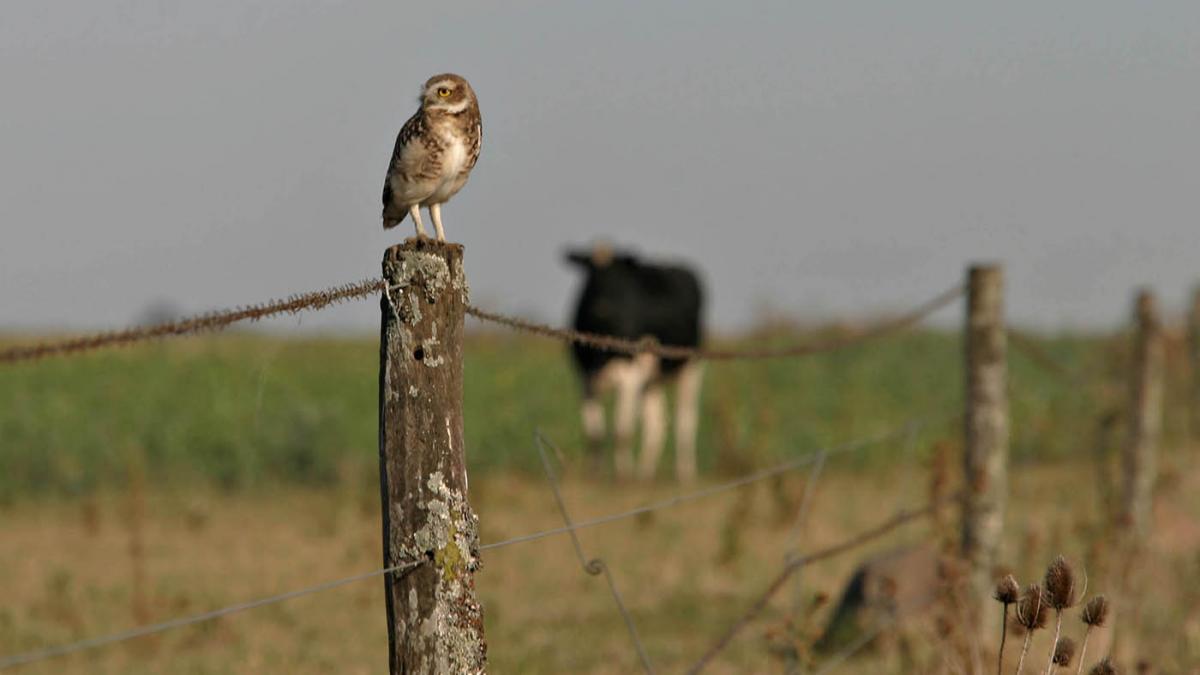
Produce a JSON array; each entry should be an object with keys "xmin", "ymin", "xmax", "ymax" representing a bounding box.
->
[{"xmin": 565, "ymin": 250, "xmax": 592, "ymax": 268}]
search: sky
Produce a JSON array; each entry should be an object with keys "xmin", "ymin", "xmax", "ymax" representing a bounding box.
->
[{"xmin": 1, "ymin": 1, "xmax": 1197, "ymax": 334}]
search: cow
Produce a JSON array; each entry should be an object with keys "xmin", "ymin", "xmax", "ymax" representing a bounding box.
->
[{"xmin": 564, "ymin": 245, "xmax": 705, "ymax": 482}]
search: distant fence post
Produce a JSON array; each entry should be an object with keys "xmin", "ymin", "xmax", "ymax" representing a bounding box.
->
[
  {"xmin": 1188, "ymin": 285, "xmax": 1200, "ymax": 443},
  {"xmin": 962, "ymin": 264, "xmax": 1008, "ymax": 634},
  {"xmin": 378, "ymin": 240, "xmax": 486, "ymax": 674},
  {"xmin": 1120, "ymin": 289, "xmax": 1164, "ymax": 543}
]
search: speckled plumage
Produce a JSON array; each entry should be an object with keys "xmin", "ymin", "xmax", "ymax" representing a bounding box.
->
[{"xmin": 382, "ymin": 73, "xmax": 482, "ymax": 241}]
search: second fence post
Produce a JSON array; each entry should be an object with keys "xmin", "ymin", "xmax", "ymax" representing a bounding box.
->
[
  {"xmin": 1121, "ymin": 289, "xmax": 1164, "ymax": 542},
  {"xmin": 962, "ymin": 264, "xmax": 1008, "ymax": 635},
  {"xmin": 1189, "ymin": 285, "xmax": 1200, "ymax": 443},
  {"xmin": 378, "ymin": 240, "xmax": 486, "ymax": 674}
]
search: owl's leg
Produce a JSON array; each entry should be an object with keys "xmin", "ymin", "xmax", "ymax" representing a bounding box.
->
[
  {"xmin": 409, "ymin": 204, "xmax": 428, "ymax": 238},
  {"xmin": 430, "ymin": 203, "xmax": 447, "ymax": 242}
]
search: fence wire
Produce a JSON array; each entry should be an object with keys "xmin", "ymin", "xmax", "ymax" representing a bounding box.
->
[
  {"xmin": 0, "ymin": 559, "xmax": 423, "ymax": 671},
  {"xmin": 466, "ymin": 283, "xmax": 964, "ymax": 361},
  {"xmin": 0, "ymin": 278, "xmax": 387, "ymax": 365},
  {"xmin": 0, "ymin": 415, "xmax": 947, "ymax": 671},
  {"xmin": 535, "ymin": 432, "xmax": 655, "ymax": 674},
  {"xmin": 1, "ymin": 278, "xmax": 961, "ymax": 366},
  {"xmin": 685, "ymin": 495, "xmax": 956, "ymax": 675},
  {"xmin": 1007, "ymin": 329, "xmax": 1086, "ymax": 384}
]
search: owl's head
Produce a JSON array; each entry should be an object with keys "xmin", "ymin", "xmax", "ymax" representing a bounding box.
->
[{"xmin": 421, "ymin": 73, "xmax": 477, "ymax": 114}]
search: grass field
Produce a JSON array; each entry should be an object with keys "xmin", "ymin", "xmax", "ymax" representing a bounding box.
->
[
  {"xmin": 2, "ymin": 460, "xmax": 1199, "ymax": 673},
  {"xmin": 2, "ymin": 327, "xmax": 1199, "ymax": 672},
  {"xmin": 0, "ymin": 328, "xmax": 1147, "ymax": 500}
]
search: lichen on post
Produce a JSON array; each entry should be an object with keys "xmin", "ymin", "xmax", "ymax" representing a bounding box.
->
[{"xmin": 377, "ymin": 239, "xmax": 486, "ymax": 674}]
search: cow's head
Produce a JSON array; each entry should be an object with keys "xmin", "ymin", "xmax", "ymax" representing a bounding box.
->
[{"xmin": 565, "ymin": 243, "xmax": 637, "ymax": 272}]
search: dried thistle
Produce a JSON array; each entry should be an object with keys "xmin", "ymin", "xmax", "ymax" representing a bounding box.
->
[
  {"xmin": 1015, "ymin": 583, "xmax": 1048, "ymax": 674},
  {"xmin": 995, "ymin": 574, "xmax": 1021, "ymax": 604},
  {"xmin": 1088, "ymin": 657, "xmax": 1119, "ymax": 675},
  {"xmin": 1044, "ymin": 555, "xmax": 1078, "ymax": 610},
  {"xmin": 1081, "ymin": 595, "xmax": 1109, "ymax": 627},
  {"xmin": 1052, "ymin": 637, "xmax": 1076, "ymax": 668},
  {"xmin": 1076, "ymin": 595, "xmax": 1109, "ymax": 674},
  {"xmin": 995, "ymin": 573, "xmax": 1020, "ymax": 675},
  {"xmin": 1017, "ymin": 584, "xmax": 1049, "ymax": 630}
]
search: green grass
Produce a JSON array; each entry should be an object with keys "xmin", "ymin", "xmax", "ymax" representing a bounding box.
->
[{"xmin": 0, "ymin": 326, "xmax": 1173, "ymax": 501}]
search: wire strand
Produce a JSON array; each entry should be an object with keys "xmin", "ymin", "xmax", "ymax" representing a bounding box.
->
[
  {"xmin": 0, "ymin": 559, "xmax": 423, "ymax": 671},
  {"xmin": 466, "ymin": 283, "xmax": 964, "ymax": 361},
  {"xmin": 0, "ymin": 414, "xmax": 954, "ymax": 671},
  {"xmin": 684, "ymin": 495, "xmax": 956, "ymax": 675},
  {"xmin": 1, "ymin": 277, "xmax": 960, "ymax": 366},
  {"xmin": 480, "ymin": 414, "xmax": 948, "ymax": 553},
  {"xmin": 0, "ymin": 278, "xmax": 387, "ymax": 365},
  {"xmin": 535, "ymin": 432, "xmax": 656, "ymax": 674}
]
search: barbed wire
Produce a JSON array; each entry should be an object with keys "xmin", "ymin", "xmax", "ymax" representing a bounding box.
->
[
  {"xmin": 684, "ymin": 493, "xmax": 958, "ymax": 675},
  {"xmin": 466, "ymin": 283, "xmax": 964, "ymax": 361},
  {"xmin": 1007, "ymin": 329, "xmax": 1086, "ymax": 384},
  {"xmin": 0, "ymin": 559, "xmax": 424, "ymax": 671},
  {"xmin": 0, "ymin": 415, "xmax": 948, "ymax": 670},
  {"xmin": 0, "ymin": 278, "xmax": 387, "ymax": 365},
  {"xmin": 1, "ymin": 275, "xmax": 961, "ymax": 366},
  {"xmin": 535, "ymin": 432, "xmax": 656, "ymax": 674}
]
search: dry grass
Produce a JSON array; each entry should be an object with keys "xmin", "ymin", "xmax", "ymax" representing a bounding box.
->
[{"xmin": 1, "ymin": 455, "xmax": 1198, "ymax": 674}]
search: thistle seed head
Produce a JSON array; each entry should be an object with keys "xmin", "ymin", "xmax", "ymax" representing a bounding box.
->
[
  {"xmin": 994, "ymin": 574, "xmax": 1020, "ymax": 604},
  {"xmin": 1044, "ymin": 555, "xmax": 1078, "ymax": 610},
  {"xmin": 1082, "ymin": 594, "xmax": 1110, "ymax": 627},
  {"xmin": 1052, "ymin": 636, "xmax": 1076, "ymax": 667},
  {"xmin": 1088, "ymin": 657, "xmax": 1119, "ymax": 675},
  {"xmin": 1016, "ymin": 583, "xmax": 1049, "ymax": 630}
]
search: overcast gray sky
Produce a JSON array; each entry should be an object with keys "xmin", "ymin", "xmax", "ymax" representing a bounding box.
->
[{"xmin": 2, "ymin": 1, "xmax": 1197, "ymax": 333}]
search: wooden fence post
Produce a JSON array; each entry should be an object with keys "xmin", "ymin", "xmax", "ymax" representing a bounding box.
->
[
  {"xmin": 962, "ymin": 264, "xmax": 1008, "ymax": 633},
  {"xmin": 378, "ymin": 240, "xmax": 486, "ymax": 674},
  {"xmin": 1120, "ymin": 289, "xmax": 1164, "ymax": 542},
  {"xmin": 1188, "ymin": 285, "xmax": 1200, "ymax": 443}
]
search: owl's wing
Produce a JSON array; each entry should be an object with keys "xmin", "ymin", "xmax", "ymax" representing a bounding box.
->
[
  {"xmin": 466, "ymin": 113, "xmax": 482, "ymax": 170},
  {"xmin": 382, "ymin": 111, "xmax": 428, "ymax": 226}
]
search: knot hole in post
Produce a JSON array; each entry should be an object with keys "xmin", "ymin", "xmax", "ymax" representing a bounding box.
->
[{"xmin": 413, "ymin": 346, "xmax": 425, "ymax": 361}]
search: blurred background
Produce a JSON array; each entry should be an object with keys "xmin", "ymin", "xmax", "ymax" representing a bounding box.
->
[{"xmin": 2, "ymin": 1, "xmax": 1199, "ymax": 673}]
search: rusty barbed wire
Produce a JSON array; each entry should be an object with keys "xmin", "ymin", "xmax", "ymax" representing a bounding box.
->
[
  {"xmin": 466, "ymin": 283, "xmax": 964, "ymax": 361},
  {"xmin": 2, "ymin": 275, "xmax": 961, "ymax": 366},
  {"xmin": 685, "ymin": 493, "xmax": 961, "ymax": 675},
  {"xmin": 0, "ymin": 278, "xmax": 387, "ymax": 365}
]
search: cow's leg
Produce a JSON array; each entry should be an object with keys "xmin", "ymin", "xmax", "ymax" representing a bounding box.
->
[
  {"xmin": 637, "ymin": 383, "xmax": 667, "ymax": 480},
  {"xmin": 612, "ymin": 364, "xmax": 640, "ymax": 479},
  {"xmin": 612, "ymin": 355, "xmax": 656, "ymax": 480},
  {"xmin": 673, "ymin": 361, "xmax": 704, "ymax": 483},
  {"xmin": 580, "ymin": 394, "xmax": 606, "ymax": 461}
]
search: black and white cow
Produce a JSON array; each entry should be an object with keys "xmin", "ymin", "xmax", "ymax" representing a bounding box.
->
[{"xmin": 565, "ymin": 246, "xmax": 705, "ymax": 482}]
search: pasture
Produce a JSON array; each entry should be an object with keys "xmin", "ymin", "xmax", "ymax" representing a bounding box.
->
[{"xmin": 2, "ymin": 328, "xmax": 1198, "ymax": 672}]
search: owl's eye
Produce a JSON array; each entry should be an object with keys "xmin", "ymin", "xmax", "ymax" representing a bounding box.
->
[{"xmin": 437, "ymin": 87, "xmax": 452, "ymax": 98}]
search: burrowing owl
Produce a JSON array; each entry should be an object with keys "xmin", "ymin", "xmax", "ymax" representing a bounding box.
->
[{"xmin": 381, "ymin": 73, "xmax": 482, "ymax": 241}]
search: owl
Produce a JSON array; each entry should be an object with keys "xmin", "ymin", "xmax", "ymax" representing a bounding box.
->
[{"xmin": 381, "ymin": 73, "xmax": 482, "ymax": 241}]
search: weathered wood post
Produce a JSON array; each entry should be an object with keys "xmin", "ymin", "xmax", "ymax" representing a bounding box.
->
[
  {"xmin": 1120, "ymin": 289, "xmax": 1164, "ymax": 542},
  {"xmin": 962, "ymin": 264, "xmax": 1008, "ymax": 635},
  {"xmin": 1112, "ymin": 289, "xmax": 1166, "ymax": 662},
  {"xmin": 1188, "ymin": 285, "xmax": 1200, "ymax": 443},
  {"xmin": 378, "ymin": 240, "xmax": 486, "ymax": 674}
]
